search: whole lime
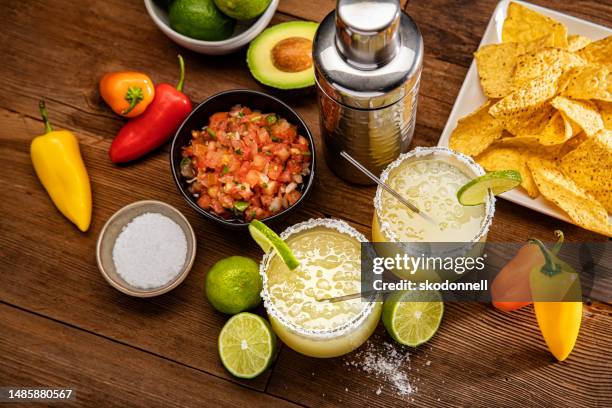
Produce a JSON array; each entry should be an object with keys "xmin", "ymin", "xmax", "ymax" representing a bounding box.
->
[
  {"xmin": 205, "ymin": 256, "xmax": 262, "ymax": 314},
  {"xmin": 169, "ymin": 0, "xmax": 236, "ymax": 41},
  {"xmin": 214, "ymin": 0, "xmax": 271, "ymax": 20}
]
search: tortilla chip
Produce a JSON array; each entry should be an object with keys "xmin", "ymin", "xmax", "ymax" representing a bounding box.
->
[
  {"xmin": 507, "ymin": 105, "xmax": 573, "ymax": 146},
  {"xmin": 560, "ymin": 110, "xmax": 580, "ymax": 137},
  {"xmin": 449, "ymin": 101, "xmax": 504, "ymax": 156},
  {"xmin": 476, "ymin": 147, "xmax": 539, "ymax": 197},
  {"xmin": 494, "ymin": 100, "xmax": 555, "ymax": 138},
  {"xmin": 551, "ymin": 96, "xmax": 604, "ymax": 136},
  {"xmin": 558, "ymin": 132, "xmax": 589, "ymax": 157},
  {"xmin": 496, "ymin": 130, "xmax": 566, "ymax": 151},
  {"xmin": 513, "ymin": 48, "xmax": 586, "ymax": 89},
  {"xmin": 566, "ymin": 116, "xmax": 582, "ymax": 136},
  {"xmin": 494, "ymin": 135, "xmax": 542, "ymax": 149},
  {"xmin": 492, "ymin": 143, "xmax": 564, "ymax": 166},
  {"xmin": 577, "ymin": 36, "xmax": 612, "ymax": 64},
  {"xmin": 475, "ymin": 35, "xmax": 554, "ymax": 98},
  {"xmin": 534, "ymin": 111, "xmax": 575, "ymax": 144},
  {"xmin": 502, "ymin": 2, "xmax": 568, "ymax": 48},
  {"xmin": 528, "ymin": 157, "xmax": 611, "ymax": 236},
  {"xmin": 567, "ymin": 34, "xmax": 592, "ymax": 52},
  {"xmin": 560, "ymin": 129, "xmax": 612, "ymax": 212},
  {"xmin": 561, "ymin": 65, "xmax": 612, "ymax": 102},
  {"xmin": 596, "ymin": 101, "xmax": 612, "ymax": 129},
  {"xmin": 489, "ymin": 73, "xmax": 558, "ymax": 122}
]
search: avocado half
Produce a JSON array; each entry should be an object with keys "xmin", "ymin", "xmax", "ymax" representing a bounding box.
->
[{"xmin": 247, "ymin": 21, "xmax": 319, "ymax": 90}]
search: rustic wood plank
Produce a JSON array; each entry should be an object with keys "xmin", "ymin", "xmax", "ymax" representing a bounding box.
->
[
  {"xmin": 0, "ymin": 107, "xmax": 275, "ymax": 390},
  {"xmin": 267, "ymin": 302, "xmax": 612, "ymax": 407},
  {"xmin": 0, "ymin": 302, "xmax": 299, "ymax": 408},
  {"xmin": 0, "ymin": 0, "xmax": 610, "ymax": 407},
  {"xmin": 0, "ymin": 0, "xmax": 603, "ymax": 242},
  {"xmin": 266, "ymin": 1, "xmax": 612, "ymax": 405}
]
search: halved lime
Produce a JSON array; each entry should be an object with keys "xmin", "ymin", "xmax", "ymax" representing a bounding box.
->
[
  {"xmin": 382, "ymin": 291, "xmax": 444, "ymax": 347},
  {"xmin": 218, "ymin": 312, "xmax": 276, "ymax": 379},
  {"xmin": 456, "ymin": 170, "xmax": 522, "ymax": 206},
  {"xmin": 248, "ymin": 219, "xmax": 300, "ymax": 270}
]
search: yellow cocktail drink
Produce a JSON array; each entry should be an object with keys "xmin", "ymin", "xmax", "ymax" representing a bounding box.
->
[
  {"xmin": 261, "ymin": 219, "xmax": 381, "ymax": 358},
  {"xmin": 372, "ymin": 147, "xmax": 495, "ymax": 280}
]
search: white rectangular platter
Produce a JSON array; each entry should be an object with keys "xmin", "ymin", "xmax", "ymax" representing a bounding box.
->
[{"xmin": 437, "ymin": 0, "xmax": 612, "ymax": 225}]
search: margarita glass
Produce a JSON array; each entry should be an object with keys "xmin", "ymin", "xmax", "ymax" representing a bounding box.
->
[
  {"xmin": 260, "ymin": 218, "xmax": 381, "ymax": 358},
  {"xmin": 372, "ymin": 147, "xmax": 495, "ymax": 281}
]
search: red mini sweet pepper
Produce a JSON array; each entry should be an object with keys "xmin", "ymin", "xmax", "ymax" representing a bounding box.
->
[{"xmin": 109, "ymin": 55, "xmax": 193, "ymax": 163}]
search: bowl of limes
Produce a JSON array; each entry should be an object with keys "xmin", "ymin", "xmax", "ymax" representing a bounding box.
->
[{"xmin": 145, "ymin": 0, "xmax": 279, "ymax": 55}]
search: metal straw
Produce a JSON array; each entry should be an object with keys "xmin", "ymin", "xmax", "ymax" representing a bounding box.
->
[
  {"xmin": 340, "ymin": 151, "xmax": 437, "ymax": 225},
  {"xmin": 316, "ymin": 290, "xmax": 378, "ymax": 303},
  {"xmin": 316, "ymin": 152, "xmax": 438, "ymax": 304}
]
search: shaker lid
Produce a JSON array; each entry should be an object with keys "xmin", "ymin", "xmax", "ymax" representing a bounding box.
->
[
  {"xmin": 313, "ymin": 0, "xmax": 423, "ymax": 109},
  {"xmin": 336, "ymin": 0, "xmax": 401, "ymax": 70}
]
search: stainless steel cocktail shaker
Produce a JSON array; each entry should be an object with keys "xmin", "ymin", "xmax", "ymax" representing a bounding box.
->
[{"xmin": 313, "ymin": 0, "xmax": 423, "ymax": 184}]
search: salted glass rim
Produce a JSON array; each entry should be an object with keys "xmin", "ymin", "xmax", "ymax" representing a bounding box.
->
[
  {"xmin": 259, "ymin": 218, "xmax": 378, "ymax": 340},
  {"xmin": 373, "ymin": 146, "xmax": 496, "ymax": 248}
]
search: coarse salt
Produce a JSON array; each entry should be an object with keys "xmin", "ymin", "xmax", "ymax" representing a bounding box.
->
[
  {"xmin": 346, "ymin": 337, "xmax": 413, "ymax": 397},
  {"xmin": 112, "ymin": 212, "xmax": 187, "ymax": 289}
]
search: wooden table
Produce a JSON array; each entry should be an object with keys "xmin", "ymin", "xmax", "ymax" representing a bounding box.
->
[{"xmin": 1, "ymin": 0, "xmax": 611, "ymax": 406}]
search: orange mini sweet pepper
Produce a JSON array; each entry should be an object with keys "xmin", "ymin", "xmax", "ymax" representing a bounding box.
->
[
  {"xmin": 99, "ymin": 71, "xmax": 155, "ymax": 117},
  {"xmin": 491, "ymin": 231, "xmax": 564, "ymax": 312}
]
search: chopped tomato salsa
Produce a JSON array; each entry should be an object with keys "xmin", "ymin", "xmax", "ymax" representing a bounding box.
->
[{"xmin": 181, "ymin": 105, "xmax": 311, "ymax": 221}]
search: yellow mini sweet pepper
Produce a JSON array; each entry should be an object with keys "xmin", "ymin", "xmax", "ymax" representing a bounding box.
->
[
  {"xmin": 30, "ymin": 100, "xmax": 92, "ymax": 232},
  {"xmin": 529, "ymin": 232, "xmax": 582, "ymax": 362}
]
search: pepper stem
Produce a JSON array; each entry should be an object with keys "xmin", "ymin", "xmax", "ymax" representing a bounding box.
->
[
  {"xmin": 176, "ymin": 54, "xmax": 186, "ymax": 92},
  {"xmin": 529, "ymin": 236, "xmax": 563, "ymax": 277},
  {"xmin": 122, "ymin": 86, "xmax": 144, "ymax": 115},
  {"xmin": 551, "ymin": 230, "xmax": 564, "ymax": 255},
  {"xmin": 39, "ymin": 100, "xmax": 53, "ymax": 133}
]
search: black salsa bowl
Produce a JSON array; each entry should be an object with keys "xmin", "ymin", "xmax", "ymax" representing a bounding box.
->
[{"xmin": 170, "ymin": 89, "xmax": 316, "ymax": 230}]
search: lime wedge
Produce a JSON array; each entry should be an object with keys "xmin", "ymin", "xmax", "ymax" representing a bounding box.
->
[
  {"xmin": 218, "ymin": 312, "xmax": 276, "ymax": 379},
  {"xmin": 248, "ymin": 219, "xmax": 300, "ymax": 270},
  {"xmin": 457, "ymin": 170, "xmax": 522, "ymax": 206},
  {"xmin": 382, "ymin": 291, "xmax": 444, "ymax": 347}
]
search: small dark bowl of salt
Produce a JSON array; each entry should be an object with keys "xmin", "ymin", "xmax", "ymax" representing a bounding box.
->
[
  {"xmin": 96, "ymin": 200, "xmax": 197, "ymax": 297},
  {"xmin": 169, "ymin": 89, "xmax": 316, "ymax": 230}
]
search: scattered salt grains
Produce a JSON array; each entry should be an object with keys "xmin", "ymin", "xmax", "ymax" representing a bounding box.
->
[
  {"xmin": 112, "ymin": 212, "xmax": 187, "ymax": 289},
  {"xmin": 345, "ymin": 340, "xmax": 413, "ymax": 397}
]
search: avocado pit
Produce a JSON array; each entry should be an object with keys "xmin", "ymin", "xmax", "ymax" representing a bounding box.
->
[{"xmin": 271, "ymin": 37, "xmax": 313, "ymax": 73}]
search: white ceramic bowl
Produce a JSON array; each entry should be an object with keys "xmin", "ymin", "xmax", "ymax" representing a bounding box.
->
[
  {"xmin": 144, "ymin": 0, "xmax": 279, "ymax": 55},
  {"xmin": 96, "ymin": 200, "xmax": 197, "ymax": 297}
]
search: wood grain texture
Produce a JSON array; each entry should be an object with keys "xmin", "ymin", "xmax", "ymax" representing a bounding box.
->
[
  {"xmin": 0, "ymin": 303, "xmax": 298, "ymax": 407},
  {"xmin": 268, "ymin": 303, "xmax": 612, "ymax": 407},
  {"xmin": 0, "ymin": 0, "xmax": 610, "ymax": 407}
]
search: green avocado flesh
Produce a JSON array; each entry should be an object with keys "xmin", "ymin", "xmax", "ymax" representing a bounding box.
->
[
  {"xmin": 247, "ymin": 21, "xmax": 319, "ymax": 90},
  {"xmin": 169, "ymin": 0, "xmax": 236, "ymax": 41}
]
